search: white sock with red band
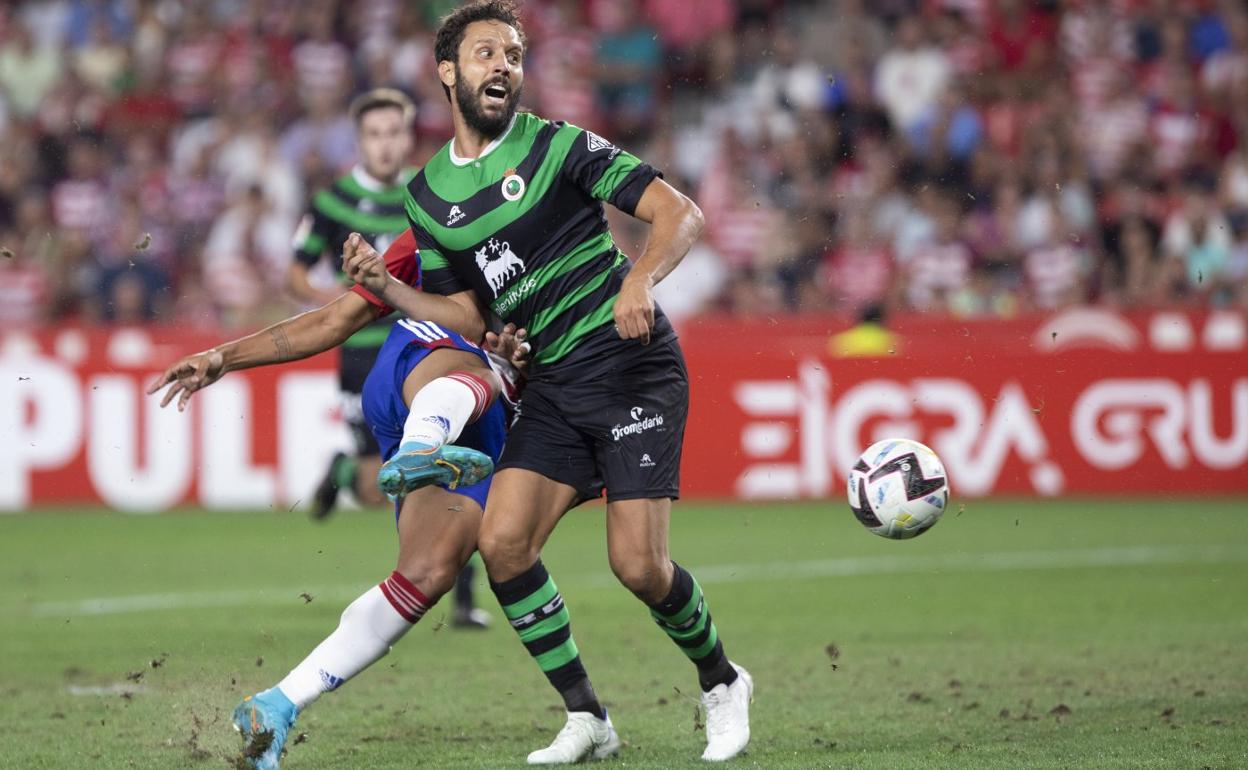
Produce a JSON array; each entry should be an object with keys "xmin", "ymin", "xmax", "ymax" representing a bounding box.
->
[
  {"xmin": 276, "ymin": 572, "xmax": 429, "ymax": 710},
  {"xmin": 401, "ymin": 371, "xmax": 493, "ymax": 447}
]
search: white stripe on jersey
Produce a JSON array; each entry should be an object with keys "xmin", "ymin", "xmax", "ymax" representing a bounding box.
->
[
  {"xmin": 414, "ymin": 321, "xmax": 449, "ymax": 341},
  {"xmin": 398, "ymin": 319, "xmax": 452, "ymax": 344}
]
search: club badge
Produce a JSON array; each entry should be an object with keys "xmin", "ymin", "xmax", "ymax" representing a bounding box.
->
[{"xmin": 501, "ymin": 169, "xmax": 525, "ymax": 201}]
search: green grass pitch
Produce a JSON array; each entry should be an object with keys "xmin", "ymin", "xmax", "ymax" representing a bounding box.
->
[{"xmin": 2, "ymin": 499, "xmax": 1246, "ymax": 769}]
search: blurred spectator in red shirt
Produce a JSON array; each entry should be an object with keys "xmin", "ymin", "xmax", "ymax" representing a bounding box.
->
[{"xmin": 821, "ymin": 208, "xmax": 894, "ymax": 316}]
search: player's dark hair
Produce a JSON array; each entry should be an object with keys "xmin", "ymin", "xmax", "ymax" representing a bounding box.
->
[
  {"xmin": 434, "ymin": 0, "xmax": 525, "ymax": 101},
  {"xmin": 349, "ymin": 88, "xmax": 416, "ymax": 127}
]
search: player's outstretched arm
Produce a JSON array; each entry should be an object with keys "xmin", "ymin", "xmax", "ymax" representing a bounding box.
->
[
  {"xmin": 343, "ymin": 232, "xmax": 487, "ymax": 341},
  {"xmin": 615, "ymin": 178, "xmax": 705, "ymax": 343},
  {"xmin": 147, "ymin": 292, "xmax": 376, "ymax": 411}
]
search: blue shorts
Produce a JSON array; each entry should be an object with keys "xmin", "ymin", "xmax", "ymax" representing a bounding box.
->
[{"xmin": 362, "ymin": 319, "xmax": 507, "ymax": 514}]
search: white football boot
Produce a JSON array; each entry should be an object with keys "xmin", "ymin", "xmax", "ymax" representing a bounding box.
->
[
  {"xmin": 701, "ymin": 663, "xmax": 753, "ymax": 761},
  {"xmin": 527, "ymin": 710, "xmax": 621, "ymax": 765}
]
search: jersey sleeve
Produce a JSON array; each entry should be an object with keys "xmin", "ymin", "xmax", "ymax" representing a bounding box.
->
[
  {"xmin": 291, "ymin": 198, "xmax": 338, "ymax": 266},
  {"xmin": 559, "ymin": 125, "xmax": 663, "ymax": 216},
  {"xmin": 350, "ymin": 228, "xmax": 422, "ymax": 315}
]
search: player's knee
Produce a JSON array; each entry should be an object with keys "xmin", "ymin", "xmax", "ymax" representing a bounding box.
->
[
  {"xmin": 477, "ymin": 528, "xmax": 537, "ymax": 577},
  {"xmin": 609, "ymin": 550, "xmax": 671, "ymax": 602},
  {"xmin": 394, "ymin": 560, "xmax": 459, "ymax": 603}
]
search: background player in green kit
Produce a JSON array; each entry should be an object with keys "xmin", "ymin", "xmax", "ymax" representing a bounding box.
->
[
  {"xmin": 346, "ymin": 2, "xmax": 752, "ymax": 762},
  {"xmin": 289, "ymin": 88, "xmax": 414, "ymax": 520},
  {"xmin": 288, "ymin": 88, "xmax": 488, "ymax": 628}
]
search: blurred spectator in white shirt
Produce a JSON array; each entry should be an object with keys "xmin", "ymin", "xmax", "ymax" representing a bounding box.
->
[
  {"xmin": 0, "ymin": 22, "xmax": 63, "ymax": 118},
  {"xmin": 875, "ymin": 16, "xmax": 951, "ymax": 132}
]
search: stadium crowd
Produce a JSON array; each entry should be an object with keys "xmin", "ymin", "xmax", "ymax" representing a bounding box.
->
[{"xmin": 1, "ymin": 0, "xmax": 1246, "ymax": 328}]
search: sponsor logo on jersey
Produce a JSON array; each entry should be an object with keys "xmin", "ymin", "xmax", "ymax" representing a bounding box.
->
[
  {"xmin": 586, "ymin": 131, "xmax": 614, "ymax": 153},
  {"xmin": 494, "ymin": 275, "xmax": 536, "ymax": 316},
  {"xmin": 359, "ymin": 198, "xmax": 378, "ymax": 214},
  {"xmin": 639, "ymin": 453, "xmax": 655, "ymax": 468},
  {"xmin": 611, "ymin": 407, "xmax": 665, "ymax": 441},
  {"xmin": 585, "ymin": 131, "xmax": 621, "ymax": 160},
  {"xmin": 446, "ymin": 205, "xmax": 466, "ymax": 225},
  {"xmin": 501, "ymin": 173, "xmax": 525, "ymax": 201},
  {"xmin": 475, "ymin": 238, "xmax": 527, "ymax": 297}
]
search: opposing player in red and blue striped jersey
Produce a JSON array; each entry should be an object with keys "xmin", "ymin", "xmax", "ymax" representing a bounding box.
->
[{"xmin": 148, "ymin": 231, "xmax": 520, "ymax": 769}]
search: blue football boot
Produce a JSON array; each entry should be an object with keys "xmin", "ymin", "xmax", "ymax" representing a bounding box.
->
[
  {"xmin": 376, "ymin": 441, "xmax": 494, "ymax": 497},
  {"xmin": 231, "ymin": 687, "xmax": 298, "ymax": 770}
]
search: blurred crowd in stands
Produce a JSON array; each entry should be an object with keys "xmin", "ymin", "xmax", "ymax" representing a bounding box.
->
[{"xmin": 1, "ymin": 0, "xmax": 1247, "ymax": 329}]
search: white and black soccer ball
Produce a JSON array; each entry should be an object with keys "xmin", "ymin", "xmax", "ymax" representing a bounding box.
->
[{"xmin": 847, "ymin": 438, "xmax": 949, "ymax": 540}]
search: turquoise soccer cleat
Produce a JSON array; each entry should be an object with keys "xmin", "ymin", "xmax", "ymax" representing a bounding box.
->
[
  {"xmin": 231, "ymin": 687, "xmax": 298, "ymax": 770},
  {"xmin": 376, "ymin": 441, "xmax": 494, "ymax": 497}
]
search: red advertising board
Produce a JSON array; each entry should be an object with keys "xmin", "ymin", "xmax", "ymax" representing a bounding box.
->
[
  {"xmin": 0, "ymin": 308, "xmax": 1244, "ymax": 511},
  {"xmin": 678, "ymin": 308, "xmax": 1248, "ymax": 499}
]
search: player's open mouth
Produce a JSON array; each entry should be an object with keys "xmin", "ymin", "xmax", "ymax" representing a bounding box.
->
[{"xmin": 482, "ymin": 83, "xmax": 509, "ymax": 106}]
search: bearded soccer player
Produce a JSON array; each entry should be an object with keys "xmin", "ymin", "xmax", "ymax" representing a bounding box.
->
[
  {"xmin": 345, "ymin": 1, "xmax": 752, "ymax": 762},
  {"xmin": 148, "ymin": 235, "xmax": 521, "ymax": 770},
  {"xmin": 289, "ymin": 88, "xmax": 489, "ymax": 628}
]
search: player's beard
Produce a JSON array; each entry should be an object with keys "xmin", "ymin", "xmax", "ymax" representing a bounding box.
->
[{"xmin": 455, "ymin": 68, "xmax": 521, "ymax": 139}]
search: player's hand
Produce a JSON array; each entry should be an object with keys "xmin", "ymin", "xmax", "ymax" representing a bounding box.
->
[
  {"xmin": 485, "ymin": 323, "xmax": 531, "ymax": 371},
  {"xmin": 614, "ymin": 273, "xmax": 655, "ymax": 344},
  {"xmin": 146, "ymin": 350, "xmax": 226, "ymax": 411},
  {"xmin": 342, "ymin": 233, "xmax": 389, "ymax": 296}
]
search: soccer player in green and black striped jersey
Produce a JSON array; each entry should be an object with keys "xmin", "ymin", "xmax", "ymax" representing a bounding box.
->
[
  {"xmin": 289, "ymin": 89, "xmax": 414, "ymax": 521},
  {"xmin": 343, "ymin": 2, "xmax": 752, "ymax": 762}
]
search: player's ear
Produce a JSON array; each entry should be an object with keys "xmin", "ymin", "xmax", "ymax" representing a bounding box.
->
[{"xmin": 438, "ymin": 60, "xmax": 456, "ymax": 92}]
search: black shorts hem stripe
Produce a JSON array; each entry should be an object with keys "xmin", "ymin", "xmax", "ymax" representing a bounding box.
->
[
  {"xmin": 604, "ymin": 488, "xmax": 681, "ymax": 504},
  {"xmin": 494, "ymin": 460, "xmax": 603, "ymax": 507}
]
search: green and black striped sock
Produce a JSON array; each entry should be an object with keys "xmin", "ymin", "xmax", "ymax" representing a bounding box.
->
[
  {"xmin": 650, "ymin": 562, "xmax": 738, "ymax": 692},
  {"xmin": 491, "ymin": 560, "xmax": 605, "ymax": 719}
]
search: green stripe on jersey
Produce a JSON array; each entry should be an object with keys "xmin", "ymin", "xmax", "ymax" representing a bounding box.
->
[
  {"xmin": 489, "ymin": 230, "xmax": 614, "ymax": 316},
  {"xmin": 315, "ymin": 191, "xmax": 407, "ymax": 234},
  {"xmin": 421, "ymin": 248, "xmax": 450, "ymax": 271},
  {"xmin": 591, "ymin": 153, "xmax": 643, "ymax": 202},
  {"xmin": 528, "ymin": 252, "xmax": 625, "ymax": 337},
  {"xmin": 502, "ymin": 578, "xmax": 560, "ymax": 620},
  {"xmin": 405, "ymin": 125, "xmax": 579, "ymax": 252},
  {"xmin": 534, "ymin": 294, "xmax": 618, "ymax": 365}
]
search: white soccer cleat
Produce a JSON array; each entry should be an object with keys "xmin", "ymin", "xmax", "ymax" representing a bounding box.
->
[
  {"xmin": 701, "ymin": 663, "xmax": 753, "ymax": 762},
  {"xmin": 526, "ymin": 710, "xmax": 620, "ymax": 765}
]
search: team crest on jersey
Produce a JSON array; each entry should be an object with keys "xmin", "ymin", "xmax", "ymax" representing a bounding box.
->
[
  {"xmin": 501, "ymin": 170, "xmax": 525, "ymax": 201},
  {"xmin": 447, "ymin": 204, "xmax": 466, "ymax": 225},
  {"xmin": 475, "ymin": 237, "xmax": 526, "ymax": 297}
]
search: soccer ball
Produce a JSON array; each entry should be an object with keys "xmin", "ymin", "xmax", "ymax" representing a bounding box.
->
[{"xmin": 847, "ymin": 438, "xmax": 949, "ymax": 540}]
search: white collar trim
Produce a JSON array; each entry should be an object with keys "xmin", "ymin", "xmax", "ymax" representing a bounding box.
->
[
  {"xmin": 351, "ymin": 165, "xmax": 393, "ymax": 191},
  {"xmin": 448, "ymin": 114, "xmax": 518, "ymax": 166}
]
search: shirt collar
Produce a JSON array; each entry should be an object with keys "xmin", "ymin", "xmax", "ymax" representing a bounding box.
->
[
  {"xmin": 351, "ymin": 165, "xmax": 396, "ymax": 191},
  {"xmin": 448, "ymin": 114, "xmax": 518, "ymax": 167}
]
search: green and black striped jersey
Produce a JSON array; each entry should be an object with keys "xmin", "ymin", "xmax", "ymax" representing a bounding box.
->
[
  {"xmin": 405, "ymin": 112, "xmax": 674, "ymax": 374},
  {"xmin": 293, "ymin": 167, "xmax": 416, "ymax": 348}
]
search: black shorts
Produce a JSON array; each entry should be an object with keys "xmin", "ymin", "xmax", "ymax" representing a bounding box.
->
[
  {"xmin": 340, "ymin": 345, "xmax": 382, "ymax": 457},
  {"xmin": 498, "ymin": 339, "xmax": 688, "ymax": 504}
]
